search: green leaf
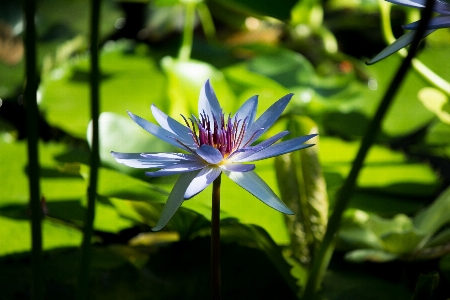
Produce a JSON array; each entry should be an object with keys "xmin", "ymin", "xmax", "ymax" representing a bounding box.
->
[
  {"xmin": 418, "ymin": 87, "xmax": 450, "ymax": 124},
  {"xmin": 422, "ymin": 228, "xmax": 450, "ymax": 248},
  {"xmin": 211, "ymin": 0, "xmax": 298, "ymax": 20},
  {"xmin": 414, "ymin": 186, "xmax": 450, "ymax": 236},
  {"xmin": 40, "ymin": 40, "xmax": 167, "ymax": 138},
  {"xmin": 0, "ymin": 217, "xmax": 82, "ymax": 256},
  {"xmin": 319, "ymin": 137, "xmax": 441, "ymax": 200},
  {"xmin": 161, "ymin": 56, "xmax": 236, "ymax": 116},
  {"xmin": 79, "ymin": 165, "xmax": 169, "ymax": 202},
  {"xmin": 274, "ymin": 115, "xmax": 328, "ymax": 265},
  {"xmin": 380, "ymin": 229, "xmax": 424, "ymax": 255},
  {"xmin": 0, "ymin": 140, "xmax": 86, "ymax": 208},
  {"xmin": 345, "ymin": 249, "xmax": 398, "ymax": 263},
  {"xmin": 339, "ymin": 211, "xmax": 424, "ymax": 258},
  {"xmin": 87, "ymin": 112, "xmax": 173, "ymax": 175},
  {"xmin": 247, "ymin": 49, "xmax": 316, "ymax": 89},
  {"xmin": 410, "ymin": 273, "xmax": 440, "ymax": 300}
]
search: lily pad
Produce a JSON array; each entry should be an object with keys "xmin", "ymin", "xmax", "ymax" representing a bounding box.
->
[{"xmin": 40, "ymin": 40, "xmax": 167, "ymax": 139}]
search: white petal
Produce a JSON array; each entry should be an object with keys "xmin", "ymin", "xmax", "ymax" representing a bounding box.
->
[
  {"xmin": 219, "ymin": 163, "xmax": 255, "ymax": 172},
  {"xmin": 128, "ymin": 111, "xmax": 196, "ymax": 150},
  {"xmin": 184, "ymin": 166, "xmax": 221, "ymax": 199},
  {"xmin": 228, "ymin": 131, "xmax": 289, "ymax": 162},
  {"xmin": 233, "ymin": 95, "xmax": 258, "ymax": 132},
  {"xmin": 196, "ymin": 145, "xmax": 223, "ymax": 164},
  {"xmin": 367, "ymin": 29, "xmax": 435, "ymax": 65},
  {"xmin": 225, "ymin": 171, "xmax": 293, "ymax": 214},
  {"xmin": 198, "ymin": 79, "xmax": 222, "ymax": 122},
  {"xmin": 150, "ymin": 104, "xmax": 193, "ymax": 142},
  {"xmin": 111, "ymin": 151, "xmax": 196, "ymax": 168},
  {"xmin": 404, "ymin": 15, "xmax": 450, "ymax": 29},
  {"xmin": 235, "ymin": 134, "xmax": 317, "ymax": 162},
  {"xmin": 242, "ymin": 94, "xmax": 293, "ymax": 146},
  {"xmin": 146, "ymin": 161, "xmax": 207, "ymax": 177},
  {"xmin": 152, "ymin": 171, "xmax": 200, "ymax": 231}
]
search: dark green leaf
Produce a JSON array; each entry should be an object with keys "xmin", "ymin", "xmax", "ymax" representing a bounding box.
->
[{"xmin": 211, "ymin": 0, "xmax": 297, "ymax": 20}]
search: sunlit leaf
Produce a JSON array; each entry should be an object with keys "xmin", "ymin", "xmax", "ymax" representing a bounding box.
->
[
  {"xmin": 79, "ymin": 165, "xmax": 169, "ymax": 202},
  {"xmin": 418, "ymin": 87, "xmax": 450, "ymax": 124},
  {"xmin": 319, "ymin": 137, "xmax": 441, "ymax": 200},
  {"xmin": 87, "ymin": 112, "xmax": 173, "ymax": 175},
  {"xmin": 0, "ymin": 217, "xmax": 82, "ymax": 256},
  {"xmin": 40, "ymin": 40, "xmax": 167, "ymax": 138},
  {"xmin": 161, "ymin": 56, "xmax": 236, "ymax": 116}
]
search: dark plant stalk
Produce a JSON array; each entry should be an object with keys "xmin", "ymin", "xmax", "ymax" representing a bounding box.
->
[
  {"xmin": 23, "ymin": 0, "xmax": 43, "ymax": 299},
  {"xmin": 77, "ymin": 0, "xmax": 101, "ymax": 299},
  {"xmin": 302, "ymin": 0, "xmax": 436, "ymax": 298},
  {"xmin": 211, "ymin": 174, "xmax": 222, "ymax": 300}
]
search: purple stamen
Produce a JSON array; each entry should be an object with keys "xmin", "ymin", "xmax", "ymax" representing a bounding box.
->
[{"xmin": 181, "ymin": 111, "xmax": 248, "ymax": 157}]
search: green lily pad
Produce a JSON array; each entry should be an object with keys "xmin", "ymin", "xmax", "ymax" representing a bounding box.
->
[
  {"xmin": 319, "ymin": 137, "xmax": 441, "ymax": 199},
  {"xmin": 0, "ymin": 216, "xmax": 82, "ymax": 256},
  {"xmin": 40, "ymin": 40, "xmax": 167, "ymax": 139}
]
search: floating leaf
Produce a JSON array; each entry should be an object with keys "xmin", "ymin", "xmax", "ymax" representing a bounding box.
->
[{"xmin": 40, "ymin": 40, "xmax": 167, "ymax": 138}]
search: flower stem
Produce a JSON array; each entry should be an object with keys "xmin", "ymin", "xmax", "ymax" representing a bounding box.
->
[
  {"xmin": 178, "ymin": 1, "xmax": 196, "ymax": 61},
  {"xmin": 23, "ymin": 0, "xmax": 43, "ymax": 299},
  {"xmin": 302, "ymin": 1, "xmax": 436, "ymax": 298},
  {"xmin": 77, "ymin": 0, "xmax": 101, "ymax": 299},
  {"xmin": 211, "ymin": 174, "xmax": 222, "ymax": 300}
]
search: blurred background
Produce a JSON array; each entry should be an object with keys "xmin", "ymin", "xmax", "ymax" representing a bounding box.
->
[{"xmin": 1, "ymin": 0, "xmax": 450, "ymax": 299}]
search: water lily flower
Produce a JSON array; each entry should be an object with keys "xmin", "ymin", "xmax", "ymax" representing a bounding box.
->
[
  {"xmin": 111, "ymin": 80, "xmax": 317, "ymax": 231},
  {"xmin": 368, "ymin": 0, "xmax": 450, "ymax": 64}
]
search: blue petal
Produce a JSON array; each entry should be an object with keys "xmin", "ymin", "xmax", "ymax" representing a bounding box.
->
[
  {"xmin": 184, "ymin": 166, "xmax": 221, "ymax": 199},
  {"xmin": 146, "ymin": 161, "xmax": 206, "ymax": 177},
  {"xmin": 242, "ymin": 94, "xmax": 293, "ymax": 146},
  {"xmin": 196, "ymin": 144, "xmax": 224, "ymax": 164},
  {"xmin": 404, "ymin": 15, "xmax": 450, "ymax": 29},
  {"xmin": 128, "ymin": 111, "xmax": 196, "ymax": 150},
  {"xmin": 229, "ymin": 131, "xmax": 289, "ymax": 162},
  {"xmin": 152, "ymin": 171, "xmax": 200, "ymax": 231},
  {"xmin": 111, "ymin": 151, "xmax": 197, "ymax": 168},
  {"xmin": 219, "ymin": 163, "xmax": 255, "ymax": 172},
  {"xmin": 387, "ymin": 0, "xmax": 450, "ymax": 13},
  {"xmin": 386, "ymin": 0, "xmax": 426, "ymax": 9},
  {"xmin": 235, "ymin": 134, "xmax": 317, "ymax": 162},
  {"xmin": 367, "ymin": 29, "xmax": 436, "ymax": 65},
  {"xmin": 150, "ymin": 104, "xmax": 193, "ymax": 142},
  {"xmin": 224, "ymin": 171, "xmax": 293, "ymax": 214},
  {"xmin": 198, "ymin": 79, "xmax": 222, "ymax": 122},
  {"xmin": 140, "ymin": 152, "xmax": 200, "ymax": 161},
  {"xmin": 233, "ymin": 95, "xmax": 258, "ymax": 132}
]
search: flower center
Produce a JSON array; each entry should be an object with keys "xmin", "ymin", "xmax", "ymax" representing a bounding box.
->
[{"xmin": 182, "ymin": 111, "xmax": 247, "ymax": 157}]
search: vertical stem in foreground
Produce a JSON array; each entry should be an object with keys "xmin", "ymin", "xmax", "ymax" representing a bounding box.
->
[
  {"xmin": 77, "ymin": 0, "xmax": 101, "ymax": 299},
  {"xmin": 211, "ymin": 174, "xmax": 222, "ymax": 300},
  {"xmin": 23, "ymin": 0, "xmax": 43, "ymax": 299},
  {"xmin": 302, "ymin": 0, "xmax": 436, "ymax": 298}
]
